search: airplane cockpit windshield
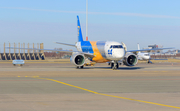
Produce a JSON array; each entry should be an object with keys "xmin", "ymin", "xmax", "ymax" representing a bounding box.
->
[
  {"xmin": 110, "ymin": 45, "xmax": 123, "ymax": 49},
  {"xmin": 144, "ymin": 54, "xmax": 149, "ymax": 56}
]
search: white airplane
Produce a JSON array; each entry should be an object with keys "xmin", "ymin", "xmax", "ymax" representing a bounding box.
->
[
  {"xmin": 137, "ymin": 43, "xmax": 168, "ymax": 63},
  {"xmin": 7, "ymin": 16, "xmax": 173, "ymax": 70}
]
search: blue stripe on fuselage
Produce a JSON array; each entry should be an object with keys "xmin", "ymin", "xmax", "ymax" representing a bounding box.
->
[{"xmin": 81, "ymin": 41, "xmax": 94, "ymax": 53}]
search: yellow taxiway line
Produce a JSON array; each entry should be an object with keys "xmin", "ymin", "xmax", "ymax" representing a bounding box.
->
[{"xmin": 27, "ymin": 76, "xmax": 180, "ymax": 109}]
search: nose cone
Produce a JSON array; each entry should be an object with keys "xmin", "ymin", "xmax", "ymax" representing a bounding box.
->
[
  {"xmin": 113, "ymin": 49, "xmax": 125, "ymax": 60},
  {"xmin": 143, "ymin": 56, "xmax": 150, "ymax": 60}
]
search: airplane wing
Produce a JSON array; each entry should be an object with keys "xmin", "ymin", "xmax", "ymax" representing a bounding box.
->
[
  {"xmin": 127, "ymin": 47, "xmax": 174, "ymax": 53},
  {"xmin": 6, "ymin": 47, "xmax": 94, "ymax": 57},
  {"xmin": 150, "ymin": 58, "xmax": 168, "ymax": 60},
  {"xmin": 55, "ymin": 42, "xmax": 76, "ymax": 47}
]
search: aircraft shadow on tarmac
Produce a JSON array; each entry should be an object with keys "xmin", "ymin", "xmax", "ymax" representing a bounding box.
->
[
  {"xmin": 68, "ymin": 66, "xmax": 144, "ymax": 70},
  {"xmin": 93, "ymin": 67, "xmax": 143, "ymax": 70}
]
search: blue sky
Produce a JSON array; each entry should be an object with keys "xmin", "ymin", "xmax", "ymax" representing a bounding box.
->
[{"xmin": 0, "ymin": 0, "xmax": 180, "ymax": 52}]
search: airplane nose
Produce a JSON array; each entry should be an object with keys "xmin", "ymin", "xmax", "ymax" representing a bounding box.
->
[
  {"xmin": 113, "ymin": 49, "xmax": 125, "ymax": 59},
  {"xmin": 145, "ymin": 56, "xmax": 150, "ymax": 60}
]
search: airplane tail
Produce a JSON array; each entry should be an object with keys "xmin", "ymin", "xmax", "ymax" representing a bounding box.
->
[
  {"xmin": 138, "ymin": 43, "xmax": 141, "ymax": 53},
  {"xmin": 77, "ymin": 16, "xmax": 83, "ymax": 42}
]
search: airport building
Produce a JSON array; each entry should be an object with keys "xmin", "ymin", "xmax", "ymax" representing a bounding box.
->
[{"xmin": 0, "ymin": 43, "xmax": 45, "ymax": 60}]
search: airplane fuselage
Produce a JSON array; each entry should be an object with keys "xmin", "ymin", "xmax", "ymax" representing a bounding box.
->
[
  {"xmin": 76, "ymin": 41, "xmax": 125, "ymax": 63},
  {"xmin": 137, "ymin": 52, "xmax": 150, "ymax": 60}
]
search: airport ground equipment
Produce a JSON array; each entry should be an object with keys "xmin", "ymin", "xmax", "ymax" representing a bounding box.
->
[{"xmin": 12, "ymin": 60, "xmax": 25, "ymax": 66}]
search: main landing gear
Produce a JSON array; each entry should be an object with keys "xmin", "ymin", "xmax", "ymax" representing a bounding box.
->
[
  {"xmin": 147, "ymin": 60, "xmax": 152, "ymax": 64},
  {"xmin": 76, "ymin": 66, "xmax": 84, "ymax": 69},
  {"xmin": 111, "ymin": 61, "xmax": 119, "ymax": 70}
]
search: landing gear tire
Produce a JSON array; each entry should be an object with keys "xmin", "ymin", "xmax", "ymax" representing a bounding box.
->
[
  {"xmin": 76, "ymin": 66, "xmax": 84, "ymax": 69},
  {"xmin": 111, "ymin": 63, "xmax": 114, "ymax": 69},
  {"xmin": 113, "ymin": 66, "xmax": 117, "ymax": 70},
  {"xmin": 112, "ymin": 63, "xmax": 119, "ymax": 70},
  {"xmin": 148, "ymin": 60, "xmax": 152, "ymax": 64},
  {"xmin": 116, "ymin": 64, "xmax": 119, "ymax": 69}
]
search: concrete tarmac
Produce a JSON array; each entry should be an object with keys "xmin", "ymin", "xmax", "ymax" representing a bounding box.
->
[{"xmin": 0, "ymin": 62, "xmax": 180, "ymax": 111}]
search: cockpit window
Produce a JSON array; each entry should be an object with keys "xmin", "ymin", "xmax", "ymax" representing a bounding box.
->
[
  {"xmin": 144, "ymin": 54, "xmax": 149, "ymax": 56},
  {"xmin": 110, "ymin": 45, "xmax": 123, "ymax": 48}
]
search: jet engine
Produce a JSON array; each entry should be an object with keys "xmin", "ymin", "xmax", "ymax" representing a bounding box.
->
[
  {"xmin": 123, "ymin": 53, "xmax": 138, "ymax": 66},
  {"xmin": 70, "ymin": 53, "xmax": 85, "ymax": 66}
]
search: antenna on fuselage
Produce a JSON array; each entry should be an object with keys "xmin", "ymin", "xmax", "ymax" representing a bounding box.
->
[{"xmin": 86, "ymin": 0, "xmax": 88, "ymax": 41}]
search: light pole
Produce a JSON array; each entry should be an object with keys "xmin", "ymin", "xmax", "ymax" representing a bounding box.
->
[{"xmin": 86, "ymin": 0, "xmax": 88, "ymax": 41}]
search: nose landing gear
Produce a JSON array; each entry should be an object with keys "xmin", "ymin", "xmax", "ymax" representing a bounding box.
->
[
  {"xmin": 110, "ymin": 61, "xmax": 119, "ymax": 70},
  {"xmin": 148, "ymin": 60, "xmax": 152, "ymax": 64}
]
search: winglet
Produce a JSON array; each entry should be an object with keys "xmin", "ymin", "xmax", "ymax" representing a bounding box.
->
[{"xmin": 77, "ymin": 16, "xmax": 83, "ymax": 42}]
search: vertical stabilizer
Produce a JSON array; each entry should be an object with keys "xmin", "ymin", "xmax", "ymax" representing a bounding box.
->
[
  {"xmin": 138, "ymin": 43, "xmax": 141, "ymax": 53},
  {"xmin": 77, "ymin": 16, "xmax": 84, "ymax": 42}
]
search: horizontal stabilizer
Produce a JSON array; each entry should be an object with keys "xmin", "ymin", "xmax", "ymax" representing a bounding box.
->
[{"xmin": 55, "ymin": 42, "xmax": 76, "ymax": 47}]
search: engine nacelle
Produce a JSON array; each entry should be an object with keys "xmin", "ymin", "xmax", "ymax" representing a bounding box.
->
[
  {"xmin": 123, "ymin": 53, "xmax": 138, "ymax": 66},
  {"xmin": 70, "ymin": 53, "xmax": 85, "ymax": 66}
]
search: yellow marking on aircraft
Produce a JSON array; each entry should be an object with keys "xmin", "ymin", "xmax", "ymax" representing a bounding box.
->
[
  {"xmin": 32, "ymin": 77, "xmax": 180, "ymax": 109},
  {"xmin": 90, "ymin": 41, "xmax": 110, "ymax": 63},
  {"xmin": 18, "ymin": 76, "xmax": 21, "ymax": 77}
]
